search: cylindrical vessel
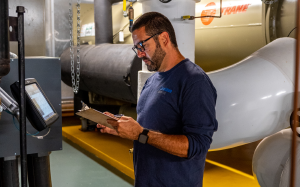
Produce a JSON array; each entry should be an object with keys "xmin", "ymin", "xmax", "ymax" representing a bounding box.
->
[
  {"xmin": 0, "ymin": 0, "xmax": 10, "ymax": 79},
  {"xmin": 209, "ymin": 38, "xmax": 297, "ymax": 150},
  {"xmin": 252, "ymin": 128, "xmax": 300, "ymax": 187},
  {"xmin": 195, "ymin": 0, "xmax": 297, "ymax": 72},
  {"xmin": 61, "ymin": 44, "xmax": 142, "ymax": 104}
]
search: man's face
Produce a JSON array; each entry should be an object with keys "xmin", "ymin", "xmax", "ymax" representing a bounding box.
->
[{"xmin": 132, "ymin": 27, "xmax": 166, "ymax": 71}]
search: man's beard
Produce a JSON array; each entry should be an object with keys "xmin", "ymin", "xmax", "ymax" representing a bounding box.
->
[{"xmin": 143, "ymin": 41, "xmax": 166, "ymax": 72}]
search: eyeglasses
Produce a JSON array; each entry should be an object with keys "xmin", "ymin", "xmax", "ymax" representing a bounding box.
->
[{"xmin": 132, "ymin": 32, "xmax": 162, "ymax": 55}]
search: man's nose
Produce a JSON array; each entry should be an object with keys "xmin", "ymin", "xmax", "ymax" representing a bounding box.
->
[{"xmin": 137, "ymin": 50, "xmax": 145, "ymax": 58}]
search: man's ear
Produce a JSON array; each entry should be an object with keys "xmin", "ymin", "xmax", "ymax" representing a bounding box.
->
[{"xmin": 160, "ymin": 32, "xmax": 170, "ymax": 47}]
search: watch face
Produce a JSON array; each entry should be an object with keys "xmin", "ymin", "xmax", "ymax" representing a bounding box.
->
[{"xmin": 139, "ymin": 134, "xmax": 148, "ymax": 144}]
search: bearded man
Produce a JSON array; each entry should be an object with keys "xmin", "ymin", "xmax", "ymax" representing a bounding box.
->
[{"xmin": 97, "ymin": 12, "xmax": 218, "ymax": 187}]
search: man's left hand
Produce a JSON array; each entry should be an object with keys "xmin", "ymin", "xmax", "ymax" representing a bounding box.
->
[{"xmin": 107, "ymin": 116, "xmax": 143, "ymax": 141}]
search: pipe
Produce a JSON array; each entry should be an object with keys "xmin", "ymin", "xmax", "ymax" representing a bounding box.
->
[
  {"xmin": 94, "ymin": 0, "xmax": 121, "ymax": 44},
  {"xmin": 16, "ymin": 6, "xmax": 27, "ymax": 187},
  {"xmin": 290, "ymin": 0, "xmax": 300, "ymax": 186},
  {"xmin": 252, "ymin": 128, "xmax": 300, "ymax": 186},
  {"xmin": 207, "ymin": 38, "xmax": 296, "ymax": 150},
  {"xmin": 61, "ymin": 44, "xmax": 141, "ymax": 104},
  {"xmin": 0, "ymin": 0, "xmax": 10, "ymax": 79}
]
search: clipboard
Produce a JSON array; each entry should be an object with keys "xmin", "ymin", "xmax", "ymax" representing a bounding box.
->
[{"xmin": 76, "ymin": 102, "xmax": 117, "ymax": 130}]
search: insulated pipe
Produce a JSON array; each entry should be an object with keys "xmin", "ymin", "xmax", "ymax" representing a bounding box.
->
[
  {"xmin": 0, "ymin": 0, "xmax": 10, "ymax": 79},
  {"xmin": 209, "ymin": 38, "xmax": 298, "ymax": 150},
  {"xmin": 94, "ymin": 0, "xmax": 121, "ymax": 44},
  {"xmin": 61, "ymin": 44, "xmax": 142, "ymax": 104}
]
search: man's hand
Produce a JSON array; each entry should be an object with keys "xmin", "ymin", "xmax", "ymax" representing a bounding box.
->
[
  {"xmin": 107, "ymin": 116, "xmax": 143, "ymax": 141},
  {"xmin": 97, "ymin": 112, "xmax": 188, "ymax": 157},
  {"xmin": 96, "ymin": 112, "xmax": 119, "ymax": 136}
]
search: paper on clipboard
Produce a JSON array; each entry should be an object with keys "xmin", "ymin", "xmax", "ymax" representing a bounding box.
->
[{"xmin": 76, "ymin": 102, "xmax": 117, "ymax": 129}]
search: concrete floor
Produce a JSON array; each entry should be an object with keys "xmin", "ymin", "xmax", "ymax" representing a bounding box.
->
[
  {"xmin": 50, "ymin": 140, "xmax": 133, "ymax": 187},
  {"xmin": 52, "ymin": 116, "xmax": 261, "ymax": 187}
]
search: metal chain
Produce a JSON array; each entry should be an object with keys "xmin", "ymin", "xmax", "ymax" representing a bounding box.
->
[{"xmin": 69, "ymin": 0, "xmax": 81, "ymax": 94}]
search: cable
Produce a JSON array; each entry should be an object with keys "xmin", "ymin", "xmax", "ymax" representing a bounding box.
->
[
  {"xmin": 4, "ymin": 109, "xmax": 43, "ymax": 137},
  {"xmin": 113, "ymin": 14, "xmax": 142, "ymax": 39},
  {"xmin": 31, "ymin": 128, "xmax": 51, "ymax": 139},
  {"xmin": 4, "ymin": 110, "xmax": 12, "ymax": 115},
  {"xmin": 288, "ymin": 27, "xmax": 297, "ymax": 37},
  {"xmin": 12, "ymin": 115, "xmax": 40, "ymax": 136}
]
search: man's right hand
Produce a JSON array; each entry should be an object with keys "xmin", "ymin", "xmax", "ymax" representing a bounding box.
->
[{"xmin": 96, "ymin": 112, "xmax": 119, "ymax": 136}]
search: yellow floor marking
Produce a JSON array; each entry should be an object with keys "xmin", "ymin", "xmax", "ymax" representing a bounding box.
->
[{"xmin": 206, "ymin": 159, "xmax": 255, "ymax": 180}]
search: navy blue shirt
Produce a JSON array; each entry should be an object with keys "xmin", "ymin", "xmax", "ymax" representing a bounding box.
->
[{"xmin": 134, "ymin": 59, "xmax": 218, "ymax": 187}]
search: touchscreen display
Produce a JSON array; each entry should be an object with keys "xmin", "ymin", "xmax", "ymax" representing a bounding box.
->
[{"xmin": 25, "ymin": 83, "xmax": 55, "ymax": 121}]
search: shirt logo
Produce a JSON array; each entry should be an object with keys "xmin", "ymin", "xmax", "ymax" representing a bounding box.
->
[{"xmin": 158, "ymin": 87, "xmax": 172, "ymax": 95}]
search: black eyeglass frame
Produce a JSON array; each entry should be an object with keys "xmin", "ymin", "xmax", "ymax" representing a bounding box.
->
[{"xmin": 132, "ymin": 32, "xmax": 162, "ymax": 55}]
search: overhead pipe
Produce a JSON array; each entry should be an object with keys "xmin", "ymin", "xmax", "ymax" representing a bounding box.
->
[
  {"xmin": 0, "ymin": 0, "xmax": 10, "ymax": 80},
  {"xmin": 94, "ymin": 0, "xmax": 122, "ymax": 44}
]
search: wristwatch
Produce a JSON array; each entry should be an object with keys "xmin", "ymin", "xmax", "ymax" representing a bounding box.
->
[{"xmin": 138, "ymin": 129, "xmax": 149, "ymax": 144}]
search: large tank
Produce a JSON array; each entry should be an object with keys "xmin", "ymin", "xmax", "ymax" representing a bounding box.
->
[{"xmin": 195, "ymin": 0, "xmax": 297, "ymax": 71}]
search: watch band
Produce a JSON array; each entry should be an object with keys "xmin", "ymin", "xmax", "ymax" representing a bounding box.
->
[{"xmin": 141, "ymin": 128, "xmax": 149, "ymax": 136}]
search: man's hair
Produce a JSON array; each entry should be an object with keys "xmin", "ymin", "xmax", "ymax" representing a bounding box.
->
[{"xmin": 132, "ymin": 12, "xmax": 178, "ymax": 48}]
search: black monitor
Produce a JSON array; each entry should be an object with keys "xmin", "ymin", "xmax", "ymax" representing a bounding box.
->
[{"xmin": 10, "ymin": 78, "xmax": 59, "ymax": 131}]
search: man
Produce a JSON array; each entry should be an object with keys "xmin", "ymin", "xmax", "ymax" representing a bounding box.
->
[{"xmin": 97, "ymin": 12, "xmax": 218, "ymax": 187}]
